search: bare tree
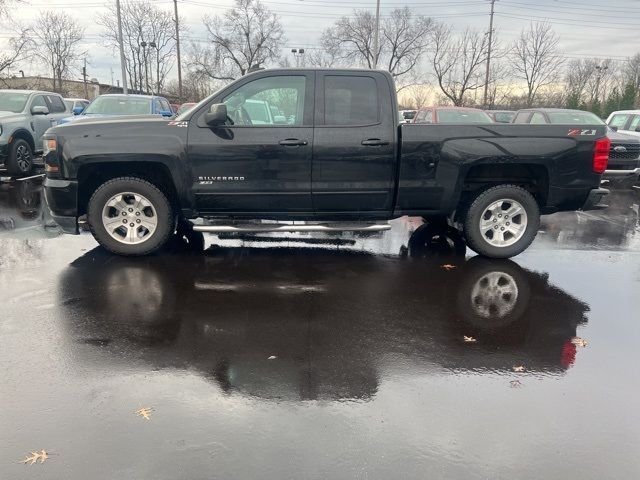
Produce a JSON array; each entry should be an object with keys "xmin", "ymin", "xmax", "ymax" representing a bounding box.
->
[
  {"xmin": 318, "ymin": 8, "xmax": 433, "ymax": 84},
  {"xmin": 194, "ymin": 0, "xmax": 284, "ymax": 82},
  {"xmin": 404, "ymin": 84, "xmax": 430, "ymax": 109},
  {"xmin": 430, "ymin": 24, "xmax": 489, "ymax": 106},
  {"xmin": 31, "ymin": 11, "xmax": 84, "ymax": 93},
  {"xmin": 99, "ymin": 0, "xmax": 179, "ymax": 93},
  {"xmin": 510, "ymin": 22, "xmax": 565, "ymax": 107},
  {"xmin": 0, "ymin": 27, "xmax": 30, "ymax": 78},
  {"xmin": 166, "ymin": 69, "xmax": 222, "ymax": 103}
]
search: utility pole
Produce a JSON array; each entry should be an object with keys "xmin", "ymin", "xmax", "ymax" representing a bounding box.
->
[
  {"xmin": 372, "ymin": 0, "xmax": 381, "ymax": 68},
  {"xmin": 116, "ymin": 0, "xmax": 128, "ymax": 94},
  {"xmin": 82, "ymin": 58, "xmax": 88, "ymax": 99},
  {"xmin": 173, "ymin": 0, "xmax": 183, "ymax": 101},
  {"xmin": 483, "ymin": 0, "xmax": 496, "ymax": 108}
]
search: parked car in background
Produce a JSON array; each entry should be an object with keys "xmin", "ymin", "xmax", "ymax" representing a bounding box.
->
[
  {"xmin": 399, "ymin": 110, "xmax": 417, "ymax": 123},
  {"xmin": 57, "ymin": 94, "xmax": 174, "ymax": 126},
  {"xmin": 0, "ymin": 89, "xmax": 69, "ymax": 176},
  {"xmin": 170, "ymin": 103, "xmax": 180, "ymax": 114},
  {"xmin": 513, "ymin": 108, "xmax": 640, "ymax": 180},
  {"xmin": 412, "ymin": 106, "xmax": 493, "ymax": 124},
  {"xmin": 177, "ymin": 102, "xmax": 197, "ymax": 115},
  {"xmin": 63, "ymin": 98, "xmax": 90, "ymax": 115},
  {"xmin": 605, "ymin": 110, "xmax": 640, "ymax": 137},
  {"xmin": 485, "ymin": 110, "xmax": 516, "ymax": 123}
]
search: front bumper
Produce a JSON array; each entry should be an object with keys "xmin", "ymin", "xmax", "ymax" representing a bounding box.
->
[
  {"xmin": 43, "ymin": 177, "xmax": 79, "ymax": 234},
  {"xmin": 581, "ymin": 188, "xmax": 610, "ymax": 211},
  {"xmin": 0, "ymin": 142, "xmax": 8, "ymax": 163}
]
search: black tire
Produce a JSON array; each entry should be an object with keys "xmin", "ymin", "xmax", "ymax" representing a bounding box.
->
[
  {"xmin": 6, "ymin": 139, "xmax": 34, "ymax": 176},
  {"xmin": 408, "ymin": 222, "xmax": 467, "ymax": 258},
  {"xmin": 463, "ymin": 185, "xmax": 540, "ymax": 259},
  {"xmin": 88, "ymin": 177, "xmax": 175, "ymax": 256}
]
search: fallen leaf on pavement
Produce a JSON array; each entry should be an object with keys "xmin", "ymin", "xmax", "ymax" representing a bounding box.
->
[
  {"xmin": 510, "ymin": 380, "xmax": 523, "ymax": 388},
  {"xmin": 571, "ymin": 337, "xmax": 588, "ymax": 347},
  {"xmin": 268, "ymin": 356, "xmax": 277, "ymax": 360},
  {"xmin": 441, "ymin": 264, "xmax": 456, "ymax": 270},
  {"xmin": 21, "ymin": 450, "xmax": 49, "ymax": 465},
  {"xmin": 512, "ymin": 365, "xmax": 525, "ymax": 372},
  {"xmin": 463, "ymin": 336, "xmax": 477, "ymax": 343},
  {"xmin": 136, "ymin": 407, "xmax": 154, "ymax": 420}
]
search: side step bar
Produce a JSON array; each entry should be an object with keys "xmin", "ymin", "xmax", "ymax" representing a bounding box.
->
[{"xmin": 193, "ymin": 223, "xmax": 391, "ymax": 233}]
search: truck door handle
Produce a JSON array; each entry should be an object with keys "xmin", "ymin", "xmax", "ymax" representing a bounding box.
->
[
  {"xmin": 361, "ymin": 139, "xmax": 389, "ymax": 146},
  {"xmin": 279, "ymin": 139, "xmax": 308, "ymax": 146}
]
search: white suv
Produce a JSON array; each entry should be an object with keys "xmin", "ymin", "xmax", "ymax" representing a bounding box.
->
[{"xmin": 606, "ymin": 110, "xmax": 640, "ymax": 137}]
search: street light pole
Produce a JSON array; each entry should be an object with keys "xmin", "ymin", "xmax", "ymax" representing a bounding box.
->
[
  {"xmin": 483, "ymin": 0, "xmax": 496, "ymax": 108},
  {"xmin": 173, "ymin": 0, "xmax": 183, "ymax": 102},
  {"xmin": 372, "ymin": 0, "xmax": 381, "ymax": 69},
  {"xmin": 141, "ymin": 41, "xmax": 149, "ymax": 94},
  {"xmin": 116, "ymin": 0, "xmax": 128, "ymax": 94}
]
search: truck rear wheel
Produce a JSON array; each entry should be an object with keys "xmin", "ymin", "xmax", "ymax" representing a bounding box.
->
[
  {"xmin": 463, "ymin": 185, "xmax": 540, "ymax": 259},
  {"xmin": 88, "ymin": 177, "xmax": 174, "ymax": 256},
  {"xmin": 6, "ymin": 139, "xmax": 34, "ymax": 176}
]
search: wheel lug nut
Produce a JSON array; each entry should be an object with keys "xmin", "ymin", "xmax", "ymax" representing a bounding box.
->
[
  {"xmin": 130, "ymin": 223, "xmax": 134, "ymax": 227},
  {"xmin": 498, "ymin": 214, "xmax": 502, "ymax": 218},
  {"xmin": 128, "ymin": 208, "xmax": 133, "ymax": 212},
  {"xmin": 135, "ymin": 212, "xmax": 140, "ymax": 216},
  {"xmin": 136, "ymin": 219, "xmax": 141, "ymax": 223},
  {"xmin": 122, "ymin": 212, "xmax": 126, "ymax": 216},
  {"xmin": 494, "ymin": 225, "xmax": 498, "ymax": 229},
  {"xmin": 506, "ymin": 222, "xmax": 510, "ymax": 226},
  {"xmin": 493, "ymin": 219, "xmax": 497, "ymax": 222},
  {"xmin": 123, "ymin": 219, "xmax": 127, "ymax": 224},
  {"xmin": 501, "ymin": 227, "xmax": 505, "ymax": 231}
]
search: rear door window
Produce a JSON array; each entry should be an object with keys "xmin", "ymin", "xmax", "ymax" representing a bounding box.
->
[
  {"xmin": 609, "ymin": 114, "xmax": 631, "ymax": 129},
  {"xmin": 324, "ymin": 76, "xmax": 378, "ymax": 126},
  {"xmin": 513, "ymin": 112, "xmax": 530, "ymax": 124},
  {"xmin": 628, "ymin": 115, "xmax": 640, "ymax": 131},
  {"xmin": 45, "ymin": 95, "xmax": 66, "ymax": 113},
  {"xmin": 530, "ymin": 112, "xmax": 547, "ymax": 124}
]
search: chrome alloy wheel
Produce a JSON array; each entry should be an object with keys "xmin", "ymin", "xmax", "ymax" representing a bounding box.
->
[
  {"xmin": 101, "ymin": 192, "xmax": 158, "ymax": 245},
  {"xmin": 16, "ymin": 144, "xmax": 32, "ymax": 172},
  {"xmin": 479, "ymin": 198, "xmax": 528, "ymax": 247},
  {"xmin": 470, "ymin": 271, "xmax": 518, "ymax": 318}
]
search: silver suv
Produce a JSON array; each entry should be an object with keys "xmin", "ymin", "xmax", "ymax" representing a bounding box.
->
[{"xmin": 0, "ymin": 90, "xmax": 69, "ymax": 176}]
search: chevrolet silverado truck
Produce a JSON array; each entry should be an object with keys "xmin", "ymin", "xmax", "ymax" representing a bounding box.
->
[{"xmin": 43, "ymin": 68, "xmax": 611, "ymax": 258}]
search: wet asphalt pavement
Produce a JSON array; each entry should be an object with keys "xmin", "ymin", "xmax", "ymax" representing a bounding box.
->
[{"xmin": 1, "ymin": 177, "xmax": 640, "ymax": 479}]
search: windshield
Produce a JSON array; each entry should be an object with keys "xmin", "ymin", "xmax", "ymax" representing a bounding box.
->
[
  {"xmin": 83, "ymin": 96, "xmax": 152, "ymax": 115},
  {"xmin": 547, "ymin": 111, "xmax": 604, "ymax": 124},
  {"xmin": 64, "ymin": 100, "xmax": 74, "ymax": 111},
  {"xmin": 437, "ymin": 109, "xmax": 493, "ymax": 124},
  {"xmin": 493, "ymin": 112, "xmax": 515, "ymax": 123},
  {"xmin": 0, "ymin": 92, "xmax": 29, "ymax": 113},
  {"xmin": 177, "ymin": 103, "xmax": 196, "ymax": 115}
]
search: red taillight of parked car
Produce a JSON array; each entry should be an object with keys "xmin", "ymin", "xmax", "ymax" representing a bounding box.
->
[{"xmin": 593, "ymin": 137, "xmax": 610, "ymax": 174}]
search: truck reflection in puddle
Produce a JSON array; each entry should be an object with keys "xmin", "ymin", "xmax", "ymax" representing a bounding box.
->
[{"xmin": 59, "ymin": 228, "xmax": 589, "ymax": 402}]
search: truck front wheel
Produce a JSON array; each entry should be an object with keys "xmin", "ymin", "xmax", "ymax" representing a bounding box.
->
[
  {"xmin": 6, "ymin": 139, "xmax": 34, "ymax": 176},
  {"xmin": 87, "ymin": 177, "xmax": 175, "ymax": 256},
  {"xmin": 463, "ymin": 185, "xmax": 540, "ymax": 259}
]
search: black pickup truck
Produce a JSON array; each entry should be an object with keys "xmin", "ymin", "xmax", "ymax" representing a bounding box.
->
[{"xmin": 43, "ymin": 68, "xmax": 610, "ymax": 258}]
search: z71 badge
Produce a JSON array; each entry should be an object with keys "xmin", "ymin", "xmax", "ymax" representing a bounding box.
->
[{"xmin": 567, "ymin": 128, "xmax": 597, "ymax": 136}]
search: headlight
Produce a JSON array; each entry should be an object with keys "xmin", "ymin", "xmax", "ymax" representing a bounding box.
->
[
  {"xmin": 43, "ymin": 137, "xmax": 57, "ymax": 156},
  {"xmin": 43, "ymin": 135, "xmax": 60, "ymax": 175}
]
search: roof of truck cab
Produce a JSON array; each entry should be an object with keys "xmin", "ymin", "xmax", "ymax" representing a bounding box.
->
[
  {"xmin": 0, "ymin": 89, "xmax": 58, "ymax": 95},
  {"xmin": 607, "ymin": 110, "xmax": 640, "ymax": 114}
]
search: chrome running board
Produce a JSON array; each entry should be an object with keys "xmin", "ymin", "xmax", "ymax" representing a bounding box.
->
[{"xmin": 193, "ymin": 223, "xmax": 391, "ymax": 233}]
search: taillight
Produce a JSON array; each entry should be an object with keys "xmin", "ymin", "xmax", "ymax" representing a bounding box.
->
[{"xmin": 593, "ymin": 137, "xmax": 610, "ymax": 174}]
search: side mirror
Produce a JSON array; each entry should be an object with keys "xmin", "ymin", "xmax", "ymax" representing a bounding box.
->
[
  {"xmin": 204, "ymin": 103, "xmax": 228, "ymax": 126},
  {"xmin": 72, "ymin": 106, "xmax": 84, "ymax": 115},
  {"xmin": 609, "ymin": 125, "xmax": 618, "ymax": 131},
  {"xmin": 635, "ymin": 127, "xmax": 640, "ymax": 133},
  {"xmin": 31, "ymin": 106, "xmax": 49, "ymax": 115},
  {"xmin": 159, "ymin": 110, "xmax": 173, "ymax": 117}
]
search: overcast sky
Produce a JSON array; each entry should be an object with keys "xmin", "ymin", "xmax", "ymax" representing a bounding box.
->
[{"xmin": 2, "ymin": 0, "xmax": 640, "ymax": 85}]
